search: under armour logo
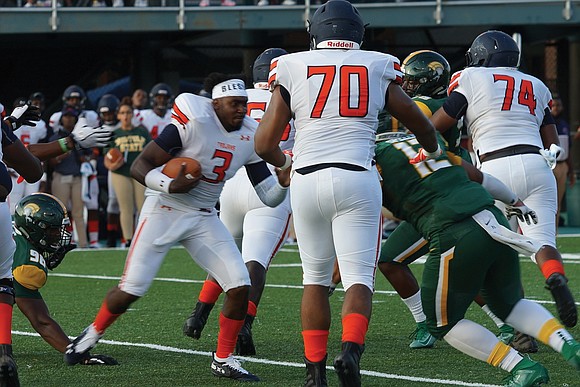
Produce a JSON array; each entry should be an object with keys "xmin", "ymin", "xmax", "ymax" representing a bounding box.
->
[{"xmin": 240, "ymin": 135, "xmax": 250, "ymax": 141}]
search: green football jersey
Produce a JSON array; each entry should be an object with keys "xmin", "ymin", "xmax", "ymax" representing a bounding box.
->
[
  {"xmin": 375, "ymin": 134, "xmax": 494, "ymax": 239},
  {"xmin": 12, "ymin": 233, "xmax": 48, "ymax": 299},
  {"xmin": 377, "ymin": 96, "xmax": 464, "ymax": 157}
]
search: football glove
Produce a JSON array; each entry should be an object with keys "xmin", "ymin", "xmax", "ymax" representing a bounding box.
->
[
  {"xmin": 510, "ymin": 331, "xmax": 539, "ymax": 354},
  {"xmin": 71, "ymin": 118, "xmax": 112, "ymax": 149},
  {"xmin": 6, "ymin": 104, "xmax": 41, "ymax": 130},
  {"xmin": 47, "ymin": 243, "xmax": 77, "ymax": 271},
  {"xmin": 505, "ymin": 202, "xmax": 538, "ymax": 225},
  {"xmin": 80, "ymin": 353, "xmax": 119, "ymax": 366},
  {"xmin": 409, "ymin": 145, "xmax": 443, "ymax": 165},
  {"xmin": 539, "ymin": 144, "xmax": 563, "ymax": 170}
]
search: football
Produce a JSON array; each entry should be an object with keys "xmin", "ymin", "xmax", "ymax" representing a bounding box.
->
[
  {"xmin": 106, "ymin": 148, "xmax": 123, "ymax": 163},
  {"xmin": 162, "ymin": 157, "xmax": 202, "ymax": 180}
]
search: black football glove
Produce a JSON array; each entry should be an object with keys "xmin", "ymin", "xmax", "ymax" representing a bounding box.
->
[
  {"xmin": 47, "ymin": 243, "xmax": 77, "ymax": 271},
  {"xmin": 6, "ymin": 104, "xmax": 41, "ymax": 130},
  {"xmin": 80, "ymin": 353, "xmax": 119, "ymax": 366}
]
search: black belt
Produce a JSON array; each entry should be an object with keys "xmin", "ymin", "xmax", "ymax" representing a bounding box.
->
[
  {"xmin": 295, "ymin": 163, "xmax": 366, "ymax": 175},
  {"xmin": 479, "ymin": 145, "xmax": 540, "ymax": 163}
]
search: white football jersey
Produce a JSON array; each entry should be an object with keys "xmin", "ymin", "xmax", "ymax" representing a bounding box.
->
[
  {"xmin": 13, "ymin": 120, "xmax": 48, "ymax": 146},
  {"xmin": 271, "ymin": 49, "xmax": 402, "ymax": 170},
  {"xmin": 449, "ymin": 67, "xmax": 552, "ymax": 156},
  {"xmin": 150, "ymin": 93, "xmax": 263, "ymax": 211},
  {"xmin": 134, "ymin": 109, "xmax": 172, "ymax": 139},
  {"xmin": 49, "ymin": 110, "xmax": 99, "ymax": 132}
]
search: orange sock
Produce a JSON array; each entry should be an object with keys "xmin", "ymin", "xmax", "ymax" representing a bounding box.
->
[
  {"xmin": 247, "ymin": 301, "xmax": 257, "ymax": 317},
  {"xmin": 541, "ymin": 260, "xmax": 565, "ymax": 280},
  {"xmin": 216, "ymin": 313, "xmax": 244, "ymax": 358},
  {"xmin": 93, "ymin": 300, "xmax": 123, "ymax": 334},
  {"xmin": 342, "ymin": 313, "xmax": 368, "ymax": 345},
  {"xmin": 0, "ymin": 303, "xmax": 13, "ymax": 344},
  {"xmin": 199, "ymin": 280, "xmax": 223, "ymax": 304},
  {"xmin": 302, "ymin": 330, "xmax": 328, "ymax": 362}
]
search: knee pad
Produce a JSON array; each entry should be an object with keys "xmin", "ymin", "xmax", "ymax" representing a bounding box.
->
[{"xmin": 0, "ymin": 278, "xmax": 15, "ymax": 303}]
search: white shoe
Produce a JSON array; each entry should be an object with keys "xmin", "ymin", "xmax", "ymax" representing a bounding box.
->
[
  {"xmin": 256, "ymin": 0, "xmax": 268, "ymax": 5},
  {"xmin": 64, "ymin": 324, "xmax": 103, "ymax": 365},
  {"xmin": 113, "ymin": 0, "xmax": 123, "ymax": 6},
  {"xmin": 281, "ymin": 0, "xmax": 295, "ymax": 4}
]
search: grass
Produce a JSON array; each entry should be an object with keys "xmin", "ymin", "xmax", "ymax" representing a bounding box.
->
[{"xmin": 10, "ymin": 235, "xmax": 580, "ymax": 387}]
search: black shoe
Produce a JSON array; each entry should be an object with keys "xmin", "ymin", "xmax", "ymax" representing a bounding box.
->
[
  {"xmin": 333, "ymin": 342, "xmax": 364, "ymax": 387},
  {"xmin": 304, "ymin": 355, "xmax": 327, "ymax": 387},
  {"xmin": 235, "ymin": 315, "xmax": 256, "ymax": 356},
  {"xmin": 0, "ymin": 344, "xmax": 19, "ymax": 387},
  {"xmin": 183, "ymin": 301, "xmax": 214, "ymax": 339},
  {"xmin": 210, "ymin": 352, "xmax": 260, "ymax": 382},
  {"xmin": 546, "ymin": 273, "xmax": 577, "ymax": 327}
]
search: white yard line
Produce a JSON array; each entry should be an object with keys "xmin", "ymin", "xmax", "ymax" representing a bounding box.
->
[{"xmin": 12, "ymin": 330, "xmax": 499, "ymax": 387}]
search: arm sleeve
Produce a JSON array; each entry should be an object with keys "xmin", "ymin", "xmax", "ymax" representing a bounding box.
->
[
  {"xmin": 154, "ymin": 124, "xmax": 183, "ymax": 156},
  {"xmin": 1, "ymin": 120, "xmax": 18, "ymax": 147},
  {"xmin": 246, "ymin": 161, "xmax": 288, "ymax": 207},
  {"xmin": 541, "ymin": 108, "xmax": 556, "ymax": 126},
  {"xmin": 442, "ymin": 92, "xmax": 469, "ymax": 120}
]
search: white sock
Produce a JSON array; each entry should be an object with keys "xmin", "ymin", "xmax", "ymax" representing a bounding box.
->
[
  {"xmin": 481, "ymin": 304, "xmax": 505, "ymax": 328},
  {"xmin": 401, "ymin": 290, "xmax": 426, "ymax": 323},
  {"xmin": 498, "ymin": 348, "xmax": 525, "ymax": 372},
  {"xmin": 443, "ymin": 319, "xmax": 502, "ymax": 362}
]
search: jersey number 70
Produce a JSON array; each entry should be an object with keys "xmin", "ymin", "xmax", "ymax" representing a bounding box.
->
[{"xmin": 307, "ymin": 65, "xmax": 369, "ymax": 118}]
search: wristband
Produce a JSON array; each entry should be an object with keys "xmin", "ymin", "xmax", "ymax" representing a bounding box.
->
[
  {"xmin": 58, "ymin": 138, "xmax": 69, "ymax": 154},
  {"xmin": 279, "ymin": 153, "xmax": 292, "ymax": 171},
  {"xmin": 144, "ymin": 168, "xmax": 174, "ymax": 194},
  {"xmin": 424, "ymin": 144, "xmax": 442, "ymax": 159}
]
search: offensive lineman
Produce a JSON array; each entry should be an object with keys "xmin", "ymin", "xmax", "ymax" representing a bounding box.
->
[
  {"xmin": 64, "ymin": 74, "xmax": 291, "ymax": 382},
  {"xmin": 183, "ymin": 48, "xmax": 294, "ymax": 357},
  {"xmin": 430, "ymin": 30, "xmax": 578, "ymax": 328},
  {"xmin": 254, "ymin": 1, "xmax": 441, "ymax": 385}
]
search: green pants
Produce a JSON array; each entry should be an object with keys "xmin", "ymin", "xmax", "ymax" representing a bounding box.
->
[{"xmin": 379, "ymin": 220, "xmax": 427, "ymax": 265}]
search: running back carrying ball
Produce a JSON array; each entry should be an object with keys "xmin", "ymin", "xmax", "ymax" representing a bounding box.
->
[
  {"xmin": 162, "ymin": 157, "xmax": 202, "ymax": 180},
  {"xmin": 106, "ymin": 148, "xmax": 123, "ymax": 163}
]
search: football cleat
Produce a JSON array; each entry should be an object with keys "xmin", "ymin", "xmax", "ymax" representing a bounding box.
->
[
  {"xmin": 235, "ymin": 315, "xmax": 256, "ymax": 356},
  {"xmin": 497, "ymin": 325, "xmax": 515, "ymax": 345},
  {"xmin": 510, "ymin": 331, "xmax": 539, "ymax": 354},
  {"xmin": 561, "ymin": 339, "xmax": 580, "ymax": 372},
  {"xmin": 183, "ymin": 301, "xmax": 214, "ymax": 340},
  {"xmin": 409, "ymin": 321, "xmax": 436, "ymax": 349},
  {"xmin": 210, "ymin": 353, "xmax": 260, "ymax": 382},
  {"xmin": 333, "ymin": 341, "xmax": 364, "ymax": 387},
  {"xmin": 304, "ymin": 355, "xmax": 328, "ymax": 387},
  {"xmin": 0, "ymin": 344, "xmax": 19, "ymax": 387},
  {"xmin": 64, "ymin": 324, "xmax": 103, "ymax": 365},
  {"xmin": 502, "ymin": 357, "xmax": 549, "ymax": 387},
  {"xmin": 545, "ymin": 273, "xmax": 577, "ymax": 327}
]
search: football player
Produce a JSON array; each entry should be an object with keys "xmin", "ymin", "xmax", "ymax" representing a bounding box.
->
[
  {"xmin": 376, "ymin": 131, "xmax": 580, "ymax": 386},
  {"xmin": 64, "ymin": 73, "xmax": 291, "ymax": 382},
  {"xmin": 0, "ymin": 104, "xmax": 110, "ymax": 387},
  {"xmin": 12, "ymin": 193, "xmax": 117, "ymax": 365},
  {"xmin": 183, "ymin": 47, "xmax": 293, "ymax": 357},
  {"xmin": 48, "ymin": 85, "xmax": 99, "ymax": 133},
  {"xmin": 254, "ymin": 1, "xmax": 440, "ymax": 386},
  {"xmin": 429, "ymin": 30, "xmax": 578, "ymax": 329},
  {"xmin": 133, "ymin": 83, "xmax": 173, "ymax": 139}
]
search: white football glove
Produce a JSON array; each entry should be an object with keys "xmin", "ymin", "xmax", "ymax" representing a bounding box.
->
[
  {"xmin": 505, "ymin": 201, "xmax": 538, "ymax": 225},
  {"xmin": 71, "ymin": 117, "xmax": 112, "ymax": 149},
  {"xmin": 6, "ymin": 104, "xmax": 41, "ymax": 129},
  {"xmin": 539, "ymin": 144, "xmax": 563, "ymax": 170}
]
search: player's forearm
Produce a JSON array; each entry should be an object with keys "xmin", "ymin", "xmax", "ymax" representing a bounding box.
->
[{"xmin": 28, "ymin": 137, "xmax": 74, "ymax": 161}]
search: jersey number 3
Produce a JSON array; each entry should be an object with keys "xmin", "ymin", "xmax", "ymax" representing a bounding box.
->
[{"xmin": 307, "ymin": 65, "xmax": 369, "ymax": 118}]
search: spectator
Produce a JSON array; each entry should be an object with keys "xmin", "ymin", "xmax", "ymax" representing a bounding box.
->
[
  {"xmin": 48, "ymin": 106, "xmax": 90, "ymax": 248},
  {"xmin": 551, "ymin": 93, "xmax": 575, "ymax": 228},
  {"xmin": 104, "ymin": 99, "xmax": 150, "ymax": 247},
  {"xmin": 131, "ymin": 88, "xmax": 148, "ymax": 111}
]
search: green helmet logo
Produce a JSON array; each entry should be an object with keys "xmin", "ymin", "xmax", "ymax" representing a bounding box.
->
[{"xmin": 401, "ymin": 50, "xmax": 451, "ymax": 99}]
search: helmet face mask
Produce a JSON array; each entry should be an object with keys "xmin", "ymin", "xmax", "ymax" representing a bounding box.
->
[
  {"xmin": 466, "ymin": 30, "xmax": 520, "ymax": 68},
  {"xmin": 98, "ymin": 94, "xmax": 121, "ymax": 125},
  {"xmin": 401, "ymin": 50, "xmax": 451, "ymax": 98},
  {"xmin": 14, "ymin": 193, "xmax": 72, "ymax": 255},
  {"xmin": 149, "ymin": 83, "xmax": 173, "ymax": 114},
  {"xmin": 63, "ymin": 85, "xmax": 87, "ymax": 110},
  {"xmin": 252, "ymin": 48, "xmax": 288, "ymax": 87},
  {"xmin": 308, "ymin": 0, "xmax": 365, "ymax": 50}
]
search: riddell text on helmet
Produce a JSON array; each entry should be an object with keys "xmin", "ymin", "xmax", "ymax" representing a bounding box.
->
[{"xmin": 326, "ymin": 41, "xmax": 355, "ymax": 48}]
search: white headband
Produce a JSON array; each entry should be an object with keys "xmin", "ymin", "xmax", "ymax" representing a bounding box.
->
[{"xmin": 212, "ymin": 79, "xmax": 247, "ymax": 99}]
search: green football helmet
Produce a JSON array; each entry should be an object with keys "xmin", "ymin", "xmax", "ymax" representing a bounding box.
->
[
  {"xmin": 14, "ymin": 193, "xmax": 71, "ymax": 254},
  {"xmin": 401, "ymin": 50, "xmax": 451, "ymax": 98}
]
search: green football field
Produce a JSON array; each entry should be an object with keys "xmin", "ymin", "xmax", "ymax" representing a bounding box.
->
[{"xmin": 11, "ymin": 235, "xmax": 580, "ymax": 386}]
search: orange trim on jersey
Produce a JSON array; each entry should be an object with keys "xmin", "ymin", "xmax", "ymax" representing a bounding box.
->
[
  {"xmin": 120, "ymin": 217, "xmax": 148, "ymax": 287},
  {"xmin": 448, "ymin": 72, "xmax": 462, "ymax": 95},
  {"xmin": 172, "ymin": 104, "xmax": 189, "ymax": 126},
  {"xmin": 270, "ymin": 59, "xmax": 279, "ymax": 71},
  {"xmin": 370, "ymin": 214, "xmax": 383, "ymax": 290},
  {"xmin": 395, "ymin": 76, "xmax": 403, "ymax": 85},
  {"xmin": 393, "ymin": 62, "xmax": 401, "ymax": 71}
]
